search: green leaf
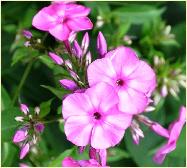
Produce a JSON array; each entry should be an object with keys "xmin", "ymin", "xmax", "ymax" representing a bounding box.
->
[
  {"xmin": 1, "ymin": 107, "xmax": 21, "ymax": 142},
  {"xmin": 59, "ymin": 122, "xmax": 64, "ymax": 133},
  {"xmin": 1, "ymin": 85, "xmax": 11, "ymax": 111},
  {"xmin": 39, "ymin": 99, "xmax": 53, "ymax": 118},
  {"xmin": 112, "ymin": 5, "xmax": 165, "ymax": 25},
  {"xmin": 41, "ymin": 85, "xmax": 69, "ymax": 99},
  {"xmin": 2, "ymin": 142, "xmax": 18, "ymax": 166},
  {"xmin": 48, "ymin": 148, "xmax": 75, "ymax": 167},
  {"xmin": 108, "ymin": 148, "xmax": 130, "ymax": 162},
  {"xmin": 11, "ymin": 48, "xmax": 29, "ymax": 66},
  {"xmin": 39, "ymin": 55, "xmax": 55, "ymax": 69},
  {"xmin": 57, "ymin": 105, "xmax": 62, "ymax": 114}
]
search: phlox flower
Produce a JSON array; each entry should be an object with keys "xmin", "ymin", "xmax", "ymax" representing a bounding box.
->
[
  {"xmin": 62, "ymin": 83, "xmax": 132, "ymax": 149},
  {"xmin": 87, "ymin": 46, "xmax": 156, "ymax": 114},
  {"xmin": 153, "ymin": 106, "xmax": 186, "ymax": 164},
  {"xmin": 32, "ymin": 2, "xmax": 93, "ymax": 41}
]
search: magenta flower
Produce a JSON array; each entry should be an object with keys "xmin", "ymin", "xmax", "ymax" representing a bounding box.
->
[
  {"xmin": 62, "ymin": 157, "xmax": 101, "ymax": 167},
  {"xmin": 87, "ymin": 46, "xmax": 156, "ymax": 114},
  {"xmin": 20, "ymin": 104, "xmax": 29, "ymax": 115},
  {"xmin": 32, "ymin": 2, "xmax": 93, "ymax": 41},
  {"xmin": 20, "ymin": 143, "xmax": 30, "ymax": 159},
  {"xmin": 59, "ymin": 79, "xmax": 77, "ymax": 91},
  {"xmin": 48, "ymin": 52, "xmax": 64, "ymax": 65},
  {"xmin": 97, "ymin": 32, "xmax": 107, "ymax": 58},
  {"xmin": 62, "ymin": 82, "xmax": 132, "ymax": 149},
  {"xmin": 153, "ymin": 106, "xmax": 186, "ymax": 164},
  {"xmin": 13, "ymin": 129, "xmax": 28, "ymax": 143}
]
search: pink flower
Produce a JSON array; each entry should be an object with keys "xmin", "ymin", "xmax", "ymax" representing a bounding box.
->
[
  {"xmin": 20, "ymin": 143, "xmax": 30, "ymax": 159},
  {"xmin": 13, "ymin": 129, "xmax": 28, "ymax": 143},
  {"xmin": 62, "ymin": 157, "xmax": 101, "ymax": 167},
  {"xmin": 59, "ymin": 79, "xmax": 78, "ymax": 91},
  {"xmin": 153, "ymin": 106, "xmax": 186, "ymax": 164},
  {"xmin": 87, "ymin": 46, "xmax": 156, "ymax": 114},
  {"xmin": 62, "ymin": 82, "xmax": 132, "ymax": 149},
  {"xmin": 97, "ymin": 32, "xmax": 107, "ymax": 58},
  {"xmin": 20, "ymin": 104, "xmax": 29, "ymax": 115},
  {"xmin": 32, "ymin": 2, "xmax": 93, "ymax": 41},
  {"xmin": 48, "ymin": 52, "xmax": 64, "ymax": 65}
]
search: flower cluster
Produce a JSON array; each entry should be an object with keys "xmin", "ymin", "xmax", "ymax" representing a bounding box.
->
[
  {"xmin": 15, "ymin": 1, "xmax": 186, "ymax": 167},
  {"xmin": 13, "ymin": 104, "xmax": 44, "ymax": 159}
]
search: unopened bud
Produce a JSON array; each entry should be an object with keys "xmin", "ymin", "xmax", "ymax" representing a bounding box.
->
[
  {"xmin": 15, "ymin": 116, "xmax": 24, "ymax": 122},
  {"xmin": 34, "ymin": 106, "xmax": 40, "ymax": 115}
]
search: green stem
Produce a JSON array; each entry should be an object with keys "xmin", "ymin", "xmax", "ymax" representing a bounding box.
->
[
  {"xmin": 43, "ymin": 118, "xmax": 63, "ymax": 124},
  {"xmin": 12, "ymin": 58, "xmax": 36, "ymax": 106}
]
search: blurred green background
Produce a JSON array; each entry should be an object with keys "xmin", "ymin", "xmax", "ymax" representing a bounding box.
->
[{"xmin": 1, "ymin": 1, "xmax": 186, "ymax": 167}]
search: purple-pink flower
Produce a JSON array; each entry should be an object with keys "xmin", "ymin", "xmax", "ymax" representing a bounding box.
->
[
  {"xmin": 32, "ymin": 2, "xmax": 93, "ymax": 41},
  {"xmin": 13, "ymin": 128, "xmax": 28, "ymax": 143},
  {"xmin": 62, "ymin": 82, "xmax": 132, "ymax": 149},
  {"xmin": 87, "ymin": 46, "xmax": 156, "ymax": 114},
  {"xmin": 153, "ymin": 106, "xmax": 186, "ymax": 164}
]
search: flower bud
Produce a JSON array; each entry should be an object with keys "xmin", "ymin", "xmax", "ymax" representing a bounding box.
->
[
  {"xmin": 15, "ymin": 116, "xmax": 24, "ymax": 122},
  {"xmin": 161, "ymin": 85, "xmax": 168, "ymax": 97},
  {"xmin": 89, "ymin": 147, "xmax": 97, "ymax": 160},
  {"xmin": 24, "ymin": 41, "xmax": 31, "ymax": 47},
  {"xmin": 97, "ymin": 32, "xmax": 107, "ymax": 58},
  {"xmin": 20, "ymin": 104, "xmax": 29, "ymax": 115},
  {"xmin": 151, "ymin": 123, "xmax": 169, "ymax": 138},
  {"xmin": 34, "ymin": 106, "xmax": 40, "ymax": 115},
  {"xmin": 73, "ymin": 40, "xmax": 83, "ymax": 58},
  {"xmin": 20, "ymin": 143, "xmax": 30, "ymax": 159},
  {"xmin": 65, "ymin": 60, "xmax": 73, "ymax": 69},
  {"xmin": 22, "ymin": 30, "xmax": 32, "ymax": 39},
  {"xmin": 59, "ymin": 79, "xmax": 77, "ymax": 91},
  {"xmin": 13, "ymin": 129, "xmax": 28, "ymax": 143},
  {"xmin": 85, "ymin": 51, "xmax": 92, "ymax": 66},
  {"xmin": 81, "ymin": 32, "xmax": 89, "ymax": 55},
  {"xmin": 48, "ymin": 52, "xmax": 64, "ymax": 65},
  {"xmin": 34, "ymin": 123, "xmax": 45, "ymax": 133},
  {"xmin": 70, "ymin": 70, "xmax": 80, "ymax": 81},
  {"xmin": 78, "ymin": 146, "xmax": 86, "ymax": 154},
  {"xmin": 68, "ymin": 31, "xmax": 77, "ymax": 43}
]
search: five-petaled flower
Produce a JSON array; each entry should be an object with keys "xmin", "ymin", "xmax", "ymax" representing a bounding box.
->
[{"xmin": 32, "ymin": 2, "xmax": 93, "ymax": 41}]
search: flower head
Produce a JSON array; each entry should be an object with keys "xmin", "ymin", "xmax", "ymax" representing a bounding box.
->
[
  {"xmin": 32, "ymin": 2, "xmax": 93, "ymax": 41},
  {"xmin": 62, "ymin": 82, "xmax": 132, "ymax": 149},
  {"xmin": 87, "ymin": 46, "xmax": 156, "ymax": 114},
  {"xmin": 153, "ymin": 106, "xmax": 186, "ymax": 164}
]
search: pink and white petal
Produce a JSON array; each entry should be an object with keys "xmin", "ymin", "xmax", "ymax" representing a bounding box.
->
[
  {"xmin": 49, "ymin": 24, "xmax": 71, "ymax": 41},
  {"xmin": 126, "ymin": 60, "xmax": 156, "ymax": 94},
  {"xmin": 32, "ymin": 7, "xmax": 57, "ymax": 31},
  {"xmin": 91, "ymin": 122, "xmax": 125, "ymax": 149},
  {"xmin": 86, "ymin": 83, "xmax": 119, "ymax": 113},
  {"xmin": 118, "ymin": 88, "xmax": 148, "ymax": 114},
  {"xmin": 106, "ymin": 46, "xmax": 139, "ymax": 76},
  {"xmin": 62, "ymin": 93, "xmax": 93, "ymax": 119},
  {"xmin": 64, "ymin": 116, "xmax": 93, "ymax": 146},
  {"xmin": 87, "ymin": 58, "xmax": 116, "ymax": 87},
  {"xmin": 65, "ymin": 4, "xmax": 91, "ymax": 18},
  {"xmin": 67, "ymin": 17, "xmax": 93, "ymax": 31},
  {"xmin": 105, "ymin": 106, "xmax": 132, "ymax": 129}
]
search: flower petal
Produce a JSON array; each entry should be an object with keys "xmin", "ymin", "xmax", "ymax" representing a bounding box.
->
[
  {"xmin": 62, "ymin": 93, "xmax": 93, "ymax": 119},
  {"xmin": 126, "ymin": 60, "xmax": 156, "ymax": 94},
  {"xmin": 64, "ymin": 116, "xmax": 93, "ymax": 146},
  {"xmin": 49, "ymin": 24, "xmax": 71, "ymax": 41},
  {"xmin": 67, "ymin": 17, "xmax": 93, "ymax": 31},
  {"xmin": 106, "ymin": 46, "xmax": 139, "ymax": 76},
  {"xmin": 32, "ymin": 6, "xmax": 57, "ymax": 31},
  {"xmin": 85, "ymin": 83, "xmax": 119, "ymax": 112},
  {"xmin": 91, "ymin": 121, "xmax": 125, "ymax": 149},
  {"xmin": 105, "ymin": 106, "xmax": 132, "ymax": 130},
  {"xmin": 87, "ymin": 58, "xmax": 116, "ymax": 87},
  {"xmin": 65, "ymin": 4, "xmax": 91, "ymax": 18},
  {"xmin": 118, "ymin": 87, "xmax": 148, "ymax": 114}
]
